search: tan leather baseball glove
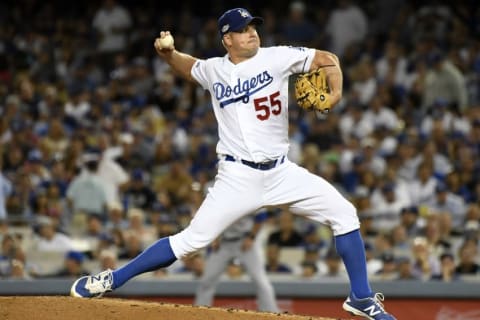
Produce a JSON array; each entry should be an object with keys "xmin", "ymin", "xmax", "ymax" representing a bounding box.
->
[{"xmin": 294, "ymin": 68, "xmax": 331, "ymax": 113}]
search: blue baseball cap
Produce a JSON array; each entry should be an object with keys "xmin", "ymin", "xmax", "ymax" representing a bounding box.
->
[
  {"xmin": 66, "ymin": 251, "xmax": 85, "ymax": 264},
  {"xmin": 218, "ymin": 8, "xmax": 263, "ymax": 36}
]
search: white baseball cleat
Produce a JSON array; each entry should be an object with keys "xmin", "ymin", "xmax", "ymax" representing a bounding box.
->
[{"xmin": 70, "ymin": 269, "xmax": 114, "ymax": 298}]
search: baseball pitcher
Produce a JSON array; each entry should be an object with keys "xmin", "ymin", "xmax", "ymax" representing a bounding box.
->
[{"xmin": 71, "ymin": 7, "xmax": 396, "ymax": 320}]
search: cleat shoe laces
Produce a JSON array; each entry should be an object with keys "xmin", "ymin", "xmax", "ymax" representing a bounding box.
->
[{"xmin": 343, "ymin": 292, "xmax": 396, "ymax": 320}]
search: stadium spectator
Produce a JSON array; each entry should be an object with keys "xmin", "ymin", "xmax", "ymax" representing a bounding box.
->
[
  {"xmin": 267, "ymin": 210, "xmax": 304, "ymax": 247},
  {"xmin": 154, "ymin": 161, "xmax": 193, "ymax": 207},
  {"xmin": 446, "ymin": 171, "xmax": 473, "ymax": 204},
  {"xmin": 264, "ymin": 243, "xmax": 292, "ymax": 274},
  {"xmin": 358, "ymin": 212, "xmax": 377, "ymax": 238},
  {"xmin": 5, "ymin": 176, "xmax": 32, "ymax": 223},
  {"xmin": 395, "ymin": 257, "xmax": 417, "ymax": 280},
  {"xmin": 420, "ymin": 98, "xmax": 455, "ymax": 137},
  {"xmin": 280, "ymin": 1, "xmax": 317, "ymax": 47},
  {"xmin": 155, "ymin": 211, "xmax": 178, "ymax": 239},
  {"xmin": 342, "ymin": 154, "xmax": 370, "ymax": 194},
  {"xmin": 349, "ymin": 58, "xmax": 377, "ymax": 106},
  {"xmin": 321, "ymin": 248, "xmax": 348, "ymax": 279},
  {"xmin": 370, "ymin": 182, "xmax": 410, "ymax": 231},
  {"xmin": 422, "ymin": 49, "xmax": 469, "ymax": 112},
  {"xmin": 52, "ymin": 251, "xmax": 90, "ymax": 278},
  {"xmin": 42, "ymin": 181, "xmax": 70, "ymax": 233},
  {"xmin": 411, "ymin": 236, "xmax": 440, "ymax": 281},
  {"xmin": 33, "ymin": 216, "xmax": 74, "ymax": 253},
  {"xmin": 92, "ymin": 0, "xmax": 132, "ymax": 71},
  {"xmin": 8, "ymin": 258, "xmax": 31, "ymax": 279},
  {"xmin": 374, "ymin": 252, "xmax": 398, "ymax": 281},
  {"xmin": 125, "ymin": 208, "xmax": 156, "ymax": 247},
  {"xmin": 41, "ymin": 118, "xmax": 69, "ymax": 159},
  {"xmin": 455, "ymin": 241, "xmax": 480, "ymax": 275},
  {"xmin": 105, "ymin": 201, "xmax": 128, "ymax": 231},
  {"xmin": 66, "ymin": 152, "xmax": 108, "ymax": 234},
  {"xmin": 2, "ymin": 145, "xmax": 24, "ymax": 179},
  {"xmin": 428, "ymin": 212, "xmax": 454, "ymax": 243},
  {"xmin": 408, "ymin": 161, "xmax": 438, "ymax": 206},
  {"xmin": 372, "ymin": 232, "xmax": 394, "ymax": 260},
  {"xmin": 85, "ymin": 214, "xmax": 104, "ymax": 239},
  {"xmin": 97, "ymin": 134, "xmax": 130, "ymax": 204},
  {"xmin": 364, "ymin": 242, "xmax": 382, "ymax": 276},
  {"xmin": 299, "ymin": 144, "xmax": 322, "ymax": 176},
  {"xmin": 97, "ymin": 249, "xmax": 118, "ymax": 273},
  {"xmin": 325, "ymin": 0, "xmax": 368, "ymax": 57},
  {"xmin": 301, "ymin": 224, "xmax": 326, "ymax": 253},
  {"xmin": 358, "ymin": 137, "xmax": 386, "ymax": 177},
  {"xmin": 64, "ymin": 86, "xmax": 91, "ymax": 128},
  {"xmin": 303, "ymin": 117, "xmax": 343, "ymax": 158},
  {"xmin": 390, "ymin": 225, "xmax": 410, "ymax": 258},
  {"xmin": 338, "ymin": 102, "xmax": 374, "ymax": 142},
  {"xmin": 431, "ymin": 252, "xmax": 459, "ymax": 282},
  {"xmin": 375, "ymin": 41, "xmax": 410, "ymax": 89},
  {"xmin": 363, "ymin": 95, "xmax": 401, "ymax": 133},
  {"xmin": 123, "ymin": 169, "xmax": 157, "ymax": 213},
  {"xmin": 118, "ymin": 232, "xmax": 143, "ymax": 260},
  {"xmin": 0, "ymin": 234, "xmax": 16, "ymax": 276},
  {"xmin": 25, "ymin": 149, "xmax": 51, "ymax": 189},
  {"xmin": 426, "ymin": 182, "xmax": 467, "ymax": 232},
  {"xmin": 399, "ymin": 206, "xmax": 422, "ymax": 237},
  {"xmin": 293, "ymin": 243, "xmax": 323, "ymax": 278},
  {"xmin": 129, "ymin": 56, "xmax": 155, "ymax": 97},
  {"xmin": 148, "ymin": 72, "xmax": 180, "ymax": 117}
]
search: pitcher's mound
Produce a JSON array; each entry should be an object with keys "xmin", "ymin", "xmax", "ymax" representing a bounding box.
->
[{"xmin": 0, "ymin": 296, "xmax": 338, "ymax": 320}]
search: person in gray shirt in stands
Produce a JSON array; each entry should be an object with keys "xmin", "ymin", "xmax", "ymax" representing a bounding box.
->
[{"xmin": 66, "ymin": 152, "xmax": 108, "ymax": 234}]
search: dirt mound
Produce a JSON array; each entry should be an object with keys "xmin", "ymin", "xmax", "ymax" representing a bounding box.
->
[{"xmin": 0, "ymin": 296, "xmax": 337, "ymax": 320}]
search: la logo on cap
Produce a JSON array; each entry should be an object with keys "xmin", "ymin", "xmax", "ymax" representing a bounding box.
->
[
  {"xmin": 238, "ymin": 9, "xmax": 249, "ymax": 17},
  {"xmin": 222, "ymin": 24, "xmax": 230, "ymax": 33}
]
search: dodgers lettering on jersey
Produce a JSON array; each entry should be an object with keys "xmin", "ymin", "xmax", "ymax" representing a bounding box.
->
[
  {"xmin": 192, "ymin": 46, "xmax": 315, "ymax": 163},
  {"xmin": 213, "ymin": 71, "xmax": 273, "ymax": 108}
]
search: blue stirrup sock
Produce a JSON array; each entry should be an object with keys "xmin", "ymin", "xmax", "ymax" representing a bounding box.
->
[
  {"xmin": 111, "ymin": 237, "xmax": 177, "ymax": 289},
  {"xmin": 334, "ymin": 229, "xmax": 373, "ymax": 299}
]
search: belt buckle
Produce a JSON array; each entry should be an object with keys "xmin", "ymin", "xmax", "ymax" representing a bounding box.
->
[
  {"xmin": 265, "ymin": 160, "xmax": 275, "ymax": 170},
  {"xmin": 259, "ymin": 159, "xmax": 276, "ymax": 170}
]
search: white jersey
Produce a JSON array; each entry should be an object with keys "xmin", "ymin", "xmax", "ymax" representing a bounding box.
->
[{"xmin": 192, "ymin": 46, "xmax": 315, "ymax": 163}]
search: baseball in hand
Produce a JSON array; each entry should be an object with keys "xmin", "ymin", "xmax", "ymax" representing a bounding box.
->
[{"xmin": 158, "ymin": 34, "xmax": 174, "ymax": 49}]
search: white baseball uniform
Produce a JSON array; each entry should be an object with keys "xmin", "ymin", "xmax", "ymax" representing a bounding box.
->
[
  {"xmin": 169, "ymin": 46, "xmax": 359, "ymax": 258},
  {"xmin": 70, "ymin": 11, "xmax": 395, "ymax": 317}
]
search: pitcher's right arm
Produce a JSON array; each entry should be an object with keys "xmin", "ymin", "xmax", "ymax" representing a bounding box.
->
[{"xmin": 154, "ymin": 31, "xmax": 198, "ymax": 83}]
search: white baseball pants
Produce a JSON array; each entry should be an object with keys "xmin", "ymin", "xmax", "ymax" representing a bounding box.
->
[{"xmin": 170, "ymin": 158, "xmax": 359, "ymax": 258}]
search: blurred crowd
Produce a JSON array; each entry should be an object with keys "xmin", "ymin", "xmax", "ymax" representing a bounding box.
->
[{"xmin": 0, "ymin": 0, "xmax": 480, "ymax": 283}]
